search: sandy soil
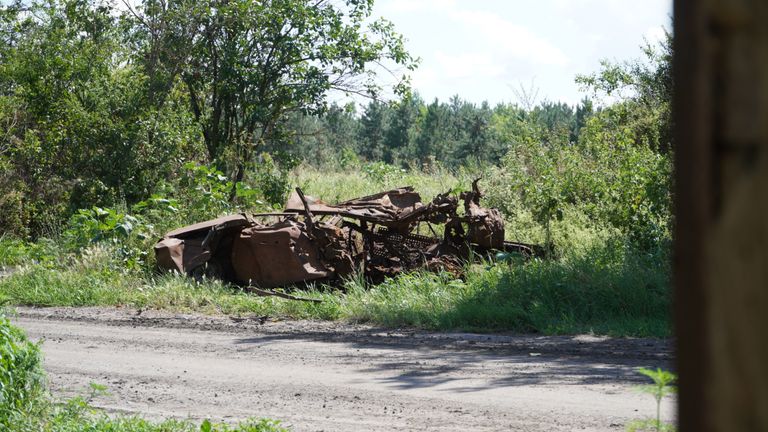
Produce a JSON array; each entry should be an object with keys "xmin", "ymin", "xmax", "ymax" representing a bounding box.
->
[{"xmin": 12, "ymin": 306, "xmax": 675, "ymax": 431}]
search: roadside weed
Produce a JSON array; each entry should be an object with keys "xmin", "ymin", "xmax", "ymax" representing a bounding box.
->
[{"xmin": 626, "ymin": 367, "xmax": 677, "ymax": 432}]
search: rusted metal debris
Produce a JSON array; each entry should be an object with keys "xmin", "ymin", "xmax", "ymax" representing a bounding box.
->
[{"xmin": 154, "ymin": 180, "xmax": 540, "ymax": 291}]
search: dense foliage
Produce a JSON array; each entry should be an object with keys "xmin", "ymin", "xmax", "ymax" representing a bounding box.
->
[
  {"xmin": 0, "ymin": 314, "xmax": 44, "ymax": 429},
  {"xmin": 273, "ymin": 97, "xmax": 592, "ymax": 169},
  {"xmin": 0, "ymin": 164, "xmax": 671, "ymax": 337},
  {"xmin": 1, "ymin": 0, "xmax": 672, "ymax": 339},
  {"xmin": 0, "ymin": 0, "xmax": 415, "ymax": 236}
]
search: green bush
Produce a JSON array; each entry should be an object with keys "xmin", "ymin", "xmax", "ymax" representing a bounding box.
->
[
  {"xmin": 0, "ymin": 237, "xmax": 61, "ymax": 267},
  {"xmin": 484, "ymin": 115, "xmax": 671, "ymax": 253},
  {"xmin": 250, "ymin": 152, "xmax": 299, "ymax": 207},
  {"xmin": 0, "ymin": 188, "xmax": 30, "ymax": 238},
  {"xmin": 362, "ymin": 161, "xmax": 407, "ymax": 185},
  {"xmin": 0, "ymin": 314, "xmax": 45, "ymax": 429}
]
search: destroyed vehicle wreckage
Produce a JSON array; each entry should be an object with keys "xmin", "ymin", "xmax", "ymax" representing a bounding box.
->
[{"xmin": 154, "ymin": 181, "xmax": 540, "ymax": 289}]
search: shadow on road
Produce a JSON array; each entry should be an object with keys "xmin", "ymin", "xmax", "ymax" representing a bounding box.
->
[{"xmin": 232, "ymin": 331, "xmax": 671, "ymax": 391}]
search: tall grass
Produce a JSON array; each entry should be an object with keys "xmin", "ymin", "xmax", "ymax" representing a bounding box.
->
[
  {"xmin": 291, "ymin": 164, "xmax": 472, "ymax": 202},
  {"xmin": 0, "ymin": 247, "xmax": 670, "ymax": 337},
  {"xmin": 0, "ymin": 165, "xmax": 672, "ymax": 338},
  {"xmin": 0, "ymin": 314, "xmax": 45, "ymax": 429},
  {"xmin": 343, "ymin": 244, "xmax": 669, "ymax": 336}
]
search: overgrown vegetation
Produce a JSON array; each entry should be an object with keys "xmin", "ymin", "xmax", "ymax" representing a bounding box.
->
[
  {"xmin": 0, "ymin": 163, "xmax": 671, "ymax": 337},
  {"xmin": 1, "ymin": 0, "xmax": 672, "ymax": 338},
  {"xmin": 0, "ymin": 0, "xmax": 416, "ymax": 236},
  {"xmin": 0, "ymin": 314, "xmax": 45, "ymax": 429},
  {"xmin": 0, "ymin": 312, "xmax": 288, "ymax": 431}
]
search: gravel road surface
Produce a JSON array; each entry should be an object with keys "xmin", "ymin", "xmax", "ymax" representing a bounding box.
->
[{"xmin": 12, "ymin": 307, "xmax": 675, "ymax": 431}]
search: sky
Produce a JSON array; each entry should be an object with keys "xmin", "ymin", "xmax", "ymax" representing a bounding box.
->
[{"xmin": 368, "ymin": 0, "xmax": 672, "ymax": 106}]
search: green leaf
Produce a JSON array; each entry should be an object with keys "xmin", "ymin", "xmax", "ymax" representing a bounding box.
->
[{"xmin": 200, "ymin": 419, "xmax": 213, "ymax": 432}]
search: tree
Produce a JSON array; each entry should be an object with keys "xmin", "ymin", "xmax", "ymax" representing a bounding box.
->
[
  {"xmin": 572, "ymin": 97, "xmax": 594, "ymax": 143},
  {"xmin": 284, "ymin": 102, "xmax": 359, "ymax": 165},
  {"xmin": 576, "ymin": 31, "xmax": 672, "ymax": 153},
  {"xmin": 324, "ymin": 102, "xmax": 360, "ymax": 155},
  {"xmin": 358, "ymin": 99, "xmax": 389, "ymax": 161},
  {"xmin": 383, "ymin": 93, "xmax": 421, "ymax": 164},
  {"xmin": 0, "ymin": 0, "xmax": 202, "ymax": 236},
  {"xmin": 456, "ymin": 101, "xmax": 494, "ymax": 163},
  {"xmin": 128, "ymin": 0, "xmax": 417, "ymax": 186},
  {"xmin": 531, "ymin": 101, "xmax": 575, "ymax": 146},
  {"xmin": 414, "ymin": 98, "xmax": 449, "ymax": 165}
]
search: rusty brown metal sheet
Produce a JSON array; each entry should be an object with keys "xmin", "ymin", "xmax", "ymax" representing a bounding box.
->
[
  {"xmin": 231, "ymin": 221, "xmax": 332, "ymax": 288},
  {"xmin": 163, "ymin": 214, "xmax": 251, "ymax": 238},
  {"xmin": 153, "ymin": 181, "xmax": 541, "ymax": 291},
  {"xmin": 284, "ymin": 187, "xmax": 425, "ymax": 225}
]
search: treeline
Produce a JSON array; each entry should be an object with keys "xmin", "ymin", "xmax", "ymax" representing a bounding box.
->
[
  {"xmin": 270, "ymin": 97, "xmax": 595, "ymax": 168},
  {"xmin": 0, "ymin": 0, "xmax": 672, "ymax": 251}
]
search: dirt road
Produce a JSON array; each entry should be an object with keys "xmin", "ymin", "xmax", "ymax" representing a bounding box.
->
[{"xmin": 13, "ymin": 307, "xmax": 675, "ymax": 431}]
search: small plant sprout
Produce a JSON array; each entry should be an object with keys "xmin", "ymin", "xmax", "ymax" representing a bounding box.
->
[
  {"xmin": 87, "ymin": 382, "xmax": 110, "ymax": 401},
  {"xmin": 627, "ymin": 367, "xmax": 677, "ymax": 432}
]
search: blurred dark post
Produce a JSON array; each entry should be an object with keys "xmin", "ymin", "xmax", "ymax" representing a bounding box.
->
[{"xmin": 674, "ymin": 0, "xmax": 768, "ymax": 430}]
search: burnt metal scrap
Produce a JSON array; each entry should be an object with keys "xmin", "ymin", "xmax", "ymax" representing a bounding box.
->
[{"xmin": 154, "ymin": 180, "xmax": 540, "ymax": 291}]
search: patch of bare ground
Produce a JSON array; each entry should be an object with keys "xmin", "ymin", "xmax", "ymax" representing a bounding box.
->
[{"xmin": 12, "ymin": 306, "xmax": 674, "ymax": 431}]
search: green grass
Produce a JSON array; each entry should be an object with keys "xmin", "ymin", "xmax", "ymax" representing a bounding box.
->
[
  {"xmin": 0, "ymin": 167, "xmax": 672, "ymax": 338},
  {"xmin": 291, "ymin": 164, "xmax": 473, "ymax": 203},
  {"xmin": 27, "ymin": 408, "xmax": 288, "ymax": 432},
  {"xmin": 0, "ymin": 242, "xmax": 670, "ymax": 337},
  {"xmin": 342, "ymin": 243, "xmax": 670, "ymax": 337},
  {"xmin": 19, "ymin": 408, "xmax": 287, "ymax": 432},
  {"xmin": 0, "ymin": 260, "xmax": 342, "ymax": 319},
  {"xmin": 0, "ymin": 235, "xmax": 61, "ymax": 267}
]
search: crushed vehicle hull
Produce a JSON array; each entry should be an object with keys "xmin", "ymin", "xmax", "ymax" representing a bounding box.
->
[{"xmin": 154, "ymin": 181, "xmax": 541, "ymax": 288}]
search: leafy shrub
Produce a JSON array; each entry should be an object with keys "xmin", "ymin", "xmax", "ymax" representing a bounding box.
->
[
  {"xmin": 0, "ymin": 314, "xmax": 45, "ymax": 429},
  {"xmin": 179, "ymin": 163, "xmax": 239, "ymax": 220},
  {"xmin": 484, "ymin": 116, "xmax": 671, "ymax": 253},
  {"xmin": 64, "ymin": 207, "xmax": 143, "ymax": 247},
  {"xmin": 131, "ymin": 195, "xmax": 180, "ymax": 224},
  {"xmin": 250, "ymin": 152, "xmax": 297, "ymax": 207},
  {"xmin": 177, "ymin": 162, "xmax": 269, "ymax": 219},
  {"xmin": 0, "ymin": 237, "xmax": 61, "ymax": 267},
  {"xmin": 0, "ymin": 188, "xmax": 30, "ymax": 238},
  {"xmin": 362, "ymin": 161, "xmax": 406, "ymax": 185},
  {"xmin": 62, "ymin": 207, "xmax": 150, "ymax": 270}
]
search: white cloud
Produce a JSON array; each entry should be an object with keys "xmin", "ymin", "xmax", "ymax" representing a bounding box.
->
[
  {"xmin": 379, "ymin": 1, "xmax": 568, "ymax": 67},
  {"xmin": 450, "ymin": 9, "xmax": 569, "ymax": 67},
  {"xmin": 644, "ymin": 26, "xmax": 667, "ymax": 45},
  {"xmin": 433, "ymin": 51, "xmax": 506, "ymax": 79},
  {"xmin": 379, "ymin": 0, "xmax": 457, "ymax": 14},
  {"xmin": 371, "ymin": 0, "xmax": 670, "ymax": 105},
  {"xmin": 410, "ymin": 65, "xmax": 437, "ymax": 91}
]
